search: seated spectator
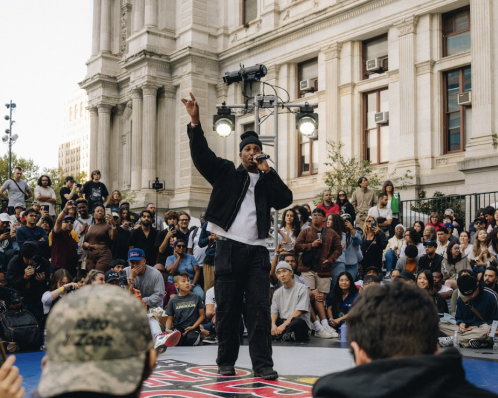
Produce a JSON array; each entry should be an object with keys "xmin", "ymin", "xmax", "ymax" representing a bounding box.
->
[
  {"xmin": 123, "ymin": 248, "xmax": 165, "ymax": 308},
  {"xmin": 6, "ymin": 242, "xmax": 49, "ymax": 319},
  {"xmin": 470, "ymin": 229, "xmax": 496, "ymax": 279},
  {"xmin": 154, "ymin": 263, "xmax": 177, "ymax": 308},
  {"xmin": 484, "ymin": 206, "xmax": 496, "ymax": 232},
  {"xmin": 459, "ymin": 230, "xmax": 473, "ymax": 258},
  {"xmin": 41, "ymin": 269, "xmax": 79, "ymax": 316},
  {"xmin": 326, "ymin": 271, "xmax": 359, "ymax": 331},
  {"xmin": 201, "ymin": 285, "xmax": 217, "ymax": 343},
  {"xmin": 443, "ymin": 222, "xmax": 459, "ymax": 243},
  {"xmin": 363, "ymin": 274, "xmax": 381, "ymax": 288},
  {"xmin": 15, "ymin": 207, "xmax": 49, "ymax": 258},
  {"xmin": 84, "ymin": 270, "xmax": 105, "ymax": 285},
  {"xmin": 399, "ymin": 228, "xmax": 424, "ymax": 257},
  {"xmin": 365, "ymin": 266, "xmax": 380, "ymax": 277},
  {"xmin": 295, "ymin": 207, "xmax": 342, "ymax": 339},
  {"xmin": 271, "ymin": 262, "xmax": 311, "ymax": 342},
  {"xmin": 50, "ymin": 202, "xmax": 80, "ymax": 276},
  {"xmin": 436, "ymin": 227, "xmax": 451, "ymax": 256},
  {"xmin": 425, "ymin": 212, "xmax": 445, "ymax": 232},
  {"xmin": 0, "ymin": 270, "xmax": 22, "ymax": 311},
  {"xmin": 165, "ymin": 240, "xmax": 204, "ymax": 299},
  {"xmin": 439, "ymin": 274, "xmax": 498, "ymax": 348},
  {"xmin": 128, "ymin": 210, "xmax": 158, "ymax": 266},
  {"xmin": 37, "ymin": 211, "xmax": 54, "ymax": 237},
  {"xmin": 449, "ymin": 269, "xmax": 474, "ymax": 317},
  {"xmin": 313, "ymin": 282, "xmax": 495, "ymax": 398},
  {"xmin": 389, "ymin": 268, "xmax": 401, "ymax": 283},
  {"xmin": 336, "ymin": 190, "xmax": 356, "ymax": 224},
  {"xmin": 359, "ymin": 215, "xmax": 387, "ymax": 273},
  {"xmin": 483, "ymin": 266, "xmax": 498, "ymax": 295},
  {"xmin": 418, "ymin": 240, "xmax": 442, "ymax": 274},
  {"xmin": 105, "ymin": 270, "xmax": 120, "ymax": 286},
  {"xmin": 0, "ymin": 213, "xmax": 13, "ymax": 270},
  {"xmin": 433, "ymin": 271, "xmax": 453, "ymax": 300},
  {"xmin": 165, "ymin": 272, "xmax": 205, "ymax": 346},
  {"xmin": 109, "ymin": 259, "xmax": 126, "ymax": 273},
  {"xmin": 471, "ymin": 216, "xmax": 487, "ymax": 244},
  {"xmin": 442, "ymin": 241, "xmax": 472, "ymax": 289},
  {"xmin": 422, "ymin": 224, "xmax": 436, "ymax": 244},
  {"xmin": 35, "ymin": 285, "xmax": 160, "ymax": 397},
  {"xmin": 383, "ymin": 224, "xmax": 406, "ymax": 277},
  {"xmin": 293, "ymin": 205, "xmax": 310, "ymax": 231},
  {"xmin": 395, "ymin": 245, "xmax": 420, "ymax": 274},
  {"xmin": 412, "ymin": 221, "xmax": 424, "ymax": 241},
  {"xmin": 187, "ymin": 212, "xmax": 207, "ymax": 275},
  {"xmin": 486, "ymin": 226, "xmax": 498, "ymax": 257},
  {"xmin": 416, "ymin": 270, "xmax": 448, "ymax": 313},
  {"xmin": 396, "ymin": 271, "xmax": 416, "ymax": 285}
]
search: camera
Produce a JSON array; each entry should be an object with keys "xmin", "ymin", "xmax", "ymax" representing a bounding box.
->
[
  {"xmin": 65, "ymin": 284, "xmax": 76, "ymax": 293},
  {"xmin": 118, "ymin": 270, "xmax": 128, "ymax": 286},
  {"xmin": 32, "ymin": 255, "xmax": 49, "ymax": 274}
]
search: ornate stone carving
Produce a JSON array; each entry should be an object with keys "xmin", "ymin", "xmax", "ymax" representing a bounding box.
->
[
  {"xmin": 339, "ymin": 83, "xmax": 354, "ymax": 96},
  {"xmin": 131, "ymin": 89, "xmax": 142, "ymax": 100},
  {"xmin": 394, "ymin": 15, "xmax": 419, "ymax": 37},
  {"xmin": 416, "ymin": 60, "xmax": 434, "ymax": 75},
  {"xmin": 322, "ymin": 42, "xmax": 342, "ymax": 61},
  {"xmin": 290, "ymin": 177, "xmax": 318, "ymax": 187},
  {"xmin": 436, "ymin": 158, "xmax": 449, "ymax": 167},
  {"xmin": 216, "ymin": 83, "xmax": 228, "ymax": 99},
  {"xmin": 142, "ymin": 85, "xmax": 158, "ymax": 96},
  {"xmin": 120, "ymin": 4, "xmax": 129, "ymax": 54}
]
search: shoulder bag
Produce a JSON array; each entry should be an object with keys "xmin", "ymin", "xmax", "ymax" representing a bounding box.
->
[{"xmin": 10, "ymin": 179, "xmax": 29, "ymax": 200}]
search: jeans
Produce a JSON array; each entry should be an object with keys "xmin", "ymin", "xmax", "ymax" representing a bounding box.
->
[
  {"xmin": 214, "ymin": 239, "xmax": 273, "ymax": 373},
  {"xmin": 385, "ymin": 249, "xmax": 397, "ymax": 272},
  {"xmin": 345, "ymin": 263, "xmax": 358, "ymax": 282},
  {"xmin": 331, "ymin": 262, "xmax": 345, "ymax": 291},
  {"xmin": 148, "ymin": 312, "xmax": 162, "ymax": 340}
]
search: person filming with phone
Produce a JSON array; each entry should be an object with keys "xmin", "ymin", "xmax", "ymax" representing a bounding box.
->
[
  {"xmin": 50, "ymin": 201, "xmax": 80, "ymax": 277},
  {"xmin": 182, "ymin": 92, "xmax": 292, "ymax": 380},
  {"xmin": 360, "ymin": 215, "xmax": 388, "ymax": 275}
]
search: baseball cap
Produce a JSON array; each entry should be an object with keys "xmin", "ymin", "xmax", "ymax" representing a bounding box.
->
[
  {"xmin": 0, "ymin": 213, "xmax": 10, "ymax": 223},
  {"xmin": 112, "ymin": 212, "xmax": 119, "ymax": 218},
  {"xmin": 399, "ymin": 271, "xmax": 416, "ymax": 282},
  {"xmin": 65, "ymin": 176, "xmax": 75, "ymax": 182},
  {"xmin": 443, "ymin": 222, "xmax": 454, "ymax": 230},
  {"xmin": 119, "ymin": 201, "xmax": 130, "ymax": 207},
  {"xmin": 32, "ymin": 200, "xmax": 39, "ymax": 205},
  {"xmin": 63, "ymin": 215, "xmax": 75, "ymax": 223},
  {"xmin": 423, "ymin": 240, "xmax": 438, "ymax": 248},
  {"xmin": 458, "ymin": 275, "xmax": 479, "ymax": 296},
  {"xmin": 20, "ymin": 211, "xmax": 26, "ymax": 221},
  {"xmin": 105, "ymin": 270, "xmax": 119, "ymax": 283},
  {"xmin": 275, "ymin": 261, "xmax": 293, "ymax": 272},
  {"xmin": 127, "ymin": 248, "xmax": 145, "ymax": 262},
  {"xmin": 474, "ymin": 216, "xmax": 486, "ymax": 224},
  {"xmin": 38, "ymin": 284, "xmax": 153, "ymax": 397},
  {"xmin": 365, "ymin": 266, "xmax": 380, "ymax": 275},
  {"xmin": 14, "ymin": 203, "xmax": 24, "ymax": 209}
]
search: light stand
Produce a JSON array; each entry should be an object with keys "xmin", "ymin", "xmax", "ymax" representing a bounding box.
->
[
  {"xmin": 4, "ymin": 101, "xmax": 17, "ymax": 179},
  {"xmin": 149, "ymin": 177, "xmax": 165, "ymax": 229}
]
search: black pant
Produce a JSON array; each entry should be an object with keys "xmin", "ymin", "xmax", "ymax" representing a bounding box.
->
[
  {"xmin": 177, "ymin": 327, "xmax": 201, "ymax": 346},
  {"xmin": 214, "ymin": 239, "xmax": 273, "ymax": 373},
  {"xmin": 275, "ymin": 317, "xmax": 310, "ymax": 342}
]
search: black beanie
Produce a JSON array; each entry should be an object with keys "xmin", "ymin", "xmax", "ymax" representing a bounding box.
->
[
  {"xmin": 239, "ymin": 131, "xmax": 263, "ymax": 152},
  {"xmin": 457, "ymin": 275, "xmax": 479, "ymax": 296}
]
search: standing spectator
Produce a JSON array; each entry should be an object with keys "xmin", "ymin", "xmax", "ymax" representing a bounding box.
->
[
  {"xmin": 119, "ymin": 201, "xmax": 140, "ymax": 224},
  {"xmin": 360, "ymin": 215, "xmax": 388, "ymax": 273},
  {"xmin": 9, "ymin": 203, "xmax": 23, "ymax": 226},
  {"xmin": 459, "ymin": 230, "xmax": 473, "ymax": 258},
  {"xmin": 381, "ymin": 180, "xmax": 400, "ymax": 236},
  {"xmin": 418, "ymin": 240, "xmax": 443, "ymax": 274},
  {"xmin": 278, "ymin": 208, "xmax": 301, "ymax": 252},
  {"xmin": 293, "ymin": 205, "xmax": 310, "ymax": 231},
  {"xmin": 484, "ymin": 206, "xmax": 496, "ymax": 231},
  {"xmin": 50, "ymin": 202, "xmax": 79, "ymax": 276},
  {"xmin": 128, "ymin": 210, "xmax": 158, "ymax": 265},
  {"xmin": 0, "ymin": 166, "xmax": 32, "ymax": 215},
  {"xmin": 146, "ymin": 203, "xmax": 165, "ymax": 231},
  {"xmin": 367, "ymin": 193, "xmax": 393, "ymax": 235},
  {"xmin": 59, "ymin": 176, "xmax": 81, "ymax": 208},
  {"xmin": 0, "ymin": 213, "xmax": 12, "ymax": 269},
  {"xmin": 326, "ymin": 271, "xmax": 359, "ymax": 331},
  {"xmin": 37, "ymin": 209, "xmax": 54, "ymax": 237},
  {"xmin": 442, "ymin": 241, "xmax": 472, "ymax": 289},
  {"xmin": 73, "ymin": 198, "xmax": 93, "ymax": 239},
  {"xmin": 350, "ymin": 176, "xmax": 377, "ymax": 230},
  {"xmin": 105, "ymin": 190, "xmax": 122, "ymax": 213},
  {"xmin": 177, "ymin": 211, "xmax": 191, "ymax": 241},
  {"xmin": 425, "ymin": 212, "xmax": 445, "ymax": 232},
  {"xmin": 383, "ymin": 224, "xmax": 406, "ymax": 277},
  {"xmin": 156, "ymin": 210, "xmax": 186, "ymax": 264},
  {"xmin": 316, "ymin": 189, "xmax": 340, "ymax": 219},
  {"xmin": 198, "ymin": 221, "xmax": 216, "ymax": 293},
  {"xmin": 111, "ymin": 220, "xmax": 131, "ymax": 261},
  {"xmin": 118, "ymin": 205, "xmax": 134, "ymax": 228},
  {"xmin": 295, "ymin": 207, "xmax": 342, "ymax": 338},
  {"xmin": 34, "ymin": 175, "xmax": 57, "ymax": 216},
  {"xmin": 166, "ymin": 239, "xmax": 204, "ymax": 299},
  {"xmin": 16, "ymin": 207, "xmax": 49, "ymax": 257},
  {"xmin": 82, "ymin": 204, "xmax": 117, "ymax": 271},
  {"xmin": 336, "ymin": 190, "xmax": 355, "ymax": 222},
  {"xmin": 81, "ymin": 169, "xmax": 109, "ymax": 212},
  {"xmin": 416, "ymin": 269, "xmax": 448, "ymax": 313},
  {"xmin": 187, "ymin": 212, "xmax": 207, "ymax": 268}
]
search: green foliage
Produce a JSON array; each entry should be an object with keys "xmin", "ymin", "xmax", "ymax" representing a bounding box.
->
[
  {"xmin": 39, "ymin": 167, "xmax": 88, "ymax": 198},
  {"xmin": 313, "ymin": 141, "xmax": 413, "ymax": 205},
  {"xmin": 0, "ymin": 153, "xmax": 39, "ymax": 189},
  {"xmin": 121, "ymin": 190, "xmax": 137, "ymax": 205},
  {"xmin": 410, "ymin": 190, "xmax": 466, "ymax": 226}
]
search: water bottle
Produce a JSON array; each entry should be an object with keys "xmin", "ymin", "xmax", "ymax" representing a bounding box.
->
[
  {"xmin": 453, "ymin": 331, "xmax": 459, "ymax": 348},
  {"xmin": 493, "ymin": 338, "xmax": 498, "ymax": 352},
  {"xmin": 340, "ymin": 323, "xmax": 348, "ymax": 342},
  {"xmin": 40, "ymin": 329, "xmax": 47, "ymax": 351}
]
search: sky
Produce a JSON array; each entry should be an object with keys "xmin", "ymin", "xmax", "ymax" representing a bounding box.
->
[{"xmin": 0, "ymin": 0, "xmax": 92, "ymax": 171}]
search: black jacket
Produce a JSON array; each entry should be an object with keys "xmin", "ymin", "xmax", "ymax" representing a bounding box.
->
[
  {"xmin": 419, "ymin": 253, "xmax": 443, "ymax": 274},
  {"xmin": 188, "ymin": 123, "xmax": 293, "ymax": 239},
  {"xmin": 313, "ymin": 348, "xmax": 496, "ymax": 398}
]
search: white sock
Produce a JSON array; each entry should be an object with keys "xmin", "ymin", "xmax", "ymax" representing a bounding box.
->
[
  {"xmin": 321, "ymin": 319, "xmax": 329, "ymax": 328},
  {"xmin": 314, "ymin": 320, "xmax": 322, "ymax": 330}
]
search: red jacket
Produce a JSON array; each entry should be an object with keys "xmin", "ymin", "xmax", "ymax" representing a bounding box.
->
[
  {"xmin": 425, "ymin": 221, "xmax": 445, "ymax": 232},
  {"xmin": 316, "ymin": 202, "xmax": 340, "ymax": 217}
]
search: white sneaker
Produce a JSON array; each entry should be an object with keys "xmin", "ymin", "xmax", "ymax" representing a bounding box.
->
[
  {"xmin": 325, "ymin": 326, "xmax": 339, "ymax": 338},
  {"xmin": 438, "ymin": 336, "xmax": 454, "ymax": 347},
  {"xmin": 154, "ymin": 330, "xmax": 181, "ymax": 353},
  {"xmin": 315, "ymin": 327, "xmax": 334, "ymax": 339}
]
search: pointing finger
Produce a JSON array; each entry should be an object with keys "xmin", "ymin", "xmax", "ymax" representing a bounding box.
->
[{"xmin": 189, "ymin": 92, "xmax": 196, "ymax": 102}]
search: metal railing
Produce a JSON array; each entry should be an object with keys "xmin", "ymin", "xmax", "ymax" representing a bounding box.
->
[
  {"xmin": 1, "ymin": 200, "xmax": 63, "ymax": 215},
  {"xmin": 400, "ymin": 191, "xmax": 498, "ymax": 231}
]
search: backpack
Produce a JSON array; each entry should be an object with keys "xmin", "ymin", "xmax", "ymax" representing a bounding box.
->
[{"xmin": 0, "ymin": 309, "xmax": 43, "ymax": 350}]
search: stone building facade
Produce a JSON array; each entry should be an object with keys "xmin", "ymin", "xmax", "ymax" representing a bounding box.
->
[
  {"xmin": 80, "ymin": 0, "xmax": 498, "ymax": 215},
  {"xmin": 58, "ymin": 89, "xmax": 90, "ymax": 177}
]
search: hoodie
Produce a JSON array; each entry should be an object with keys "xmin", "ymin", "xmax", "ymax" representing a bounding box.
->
[{"xmin": 313, "ymin": 348, "xmax": 496, "ymax": 398}]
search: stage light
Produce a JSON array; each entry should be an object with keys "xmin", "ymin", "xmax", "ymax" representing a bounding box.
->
[
  {"xmin": 223, "ymin": 64, "xmax": 268, "ymax": 86},
  {"xmin": 296, "ymin": 103, "xmax": 318, "ymax": 138},
  {"xmin": 213, "ymin": 104, "xmax": 235, "ymax": 138}
]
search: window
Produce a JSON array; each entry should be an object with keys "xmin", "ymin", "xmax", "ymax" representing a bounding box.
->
[
  {"xmin": 443, "ymin": 67, "xmax": 472, "ymax": 153},
  {"xmin": 363, "ymin": 88, "xmax": 389, "ymax": 164},
  {"xmin": 362, "ymin": 34, "xmax": 388, "ymax": 80},
  {"xmin": 244, "ymin": 123, "xmax": 255, "ymax": 132},
  {"xmin": 243, "ymin": 0, "xmax": 257, "ymax": 25},
  {"xmin": 297, "ymin": 58, "xmax": 318, "ymax": 98},
  {"xmin": 443, "ymin": 7, "xmax": 470, "ymax": 57}
]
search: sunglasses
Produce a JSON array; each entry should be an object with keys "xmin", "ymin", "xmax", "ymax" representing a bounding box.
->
[
  {"xmin": 176, "ymin": 245, "xmax": 186, "ymax": 248},
  {"xmin": 63, "ymin": 220, "xmax": 74, "ymax": 224},
  {"xmin": 339, "ymin": 194, "xmax": 345, "ymax": 197}
]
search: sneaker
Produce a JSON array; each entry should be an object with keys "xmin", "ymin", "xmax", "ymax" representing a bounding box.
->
[
  {"xmin": 315, "ymin": 327, "xmax": 334, "ymax": 339},
  {"xmin": 469, "ymin": 339, "xmax": 489, "ymax": 348},
  {"xmin": 203, "ymin": 334, "xmax": 218, "ymax": 344},
  {"xmin": 254, "ymin": 368, "xmax": 279, "ymax": 380},
  {"xmin": 280, "ymin": 331, "xmax": 296, "ymax": 342},
  {"xmin": 438, "ymin": 336, "xmax": 454, "ymax": 347},
  {"xmin": 154, "ymin": 330, "xmax": 181, "ymax": 353},
  {"xmin": 218, "ymin": 366, "xmax": 236, "ymax": 376},
  {"xmin": 325, "ymin": 325, "xmax": 339, "ymax": 338}
]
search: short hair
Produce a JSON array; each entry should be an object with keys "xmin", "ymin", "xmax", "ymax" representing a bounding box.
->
[
  {"xmin": 140, "ymin": 210, "xmax": 152, "ymax": 218},
  {"xmin": 484, "ymin": 206, "xmax": 496, "ymax": 216},
  {"xmin": 357, "ymin": 176, "xmax": 367, "ymax": 186},
  {"xmin": 347, "ymin": 282, "xmax": 439, "ymax": 359},
  {"xmin": 485, "ymin": 266, "xmax": 498, "ymax": 277},
  {"xmin": 92, "ymin": 203, "xmax": 105, "ymax": 213},
  {"xmin": 164, "ymin": 210, "xmax": 179, "ymax": 221},
  {"xmin": 14, "ymin": 166, "xmax": 22, "ymax": 172},
  {"xmin": 322, "ymin": 189, "xmax": 331, "ymax": 195},
  {"xmin": 25, "ymin": 208, "xmax": 38, "ymax": 217},
  {"xmin": 437, "ymin": 227, "xmax": 449, "ymax": 235},
  {"xmin": 312, "ymin": 208, "xmax": 326, "ymax": 217},
  {"xmin": 377, "ymin": 193, "xmax": 387, "ymax": 200},
  {"xmin": 41, "ymin": 214, "xmax": 55, "ymax": 230},
  {"xmin": 405, "ymin": 244, "xmax": 418, "ymax": 259},
  {"xmin": 109, "ymin": 259, "xmax": 127, "ymax": 270},
  {"xmin": 37, "ymin": 175, "xmax": 52, "ymax": 186},
  {"xmin": 146, "ymin": 203, "xmax": 155, "ymax": 208},
  {"xmin": 174, "ymin": 239, "xmax": 186, "ymax": 247},
  {"xmin": 363, "ymin": 274, "xmax": 381, "ymax": 284},
  {"xmin": 91, "ymin": 169, "xmax": 101, "ymax": 178},
  {"xmin": 443, "ymin": 215, "xmax": 454, "ymax": 222},
  {"xmin": 178, "ymin": 211, "xmax": 191, "ymax": 221},
  {"xmin": 75, "ymin": 198, "xmax": 88, "ymax": 206},
  {"xmin": 20, "ymin": 243, "xmax": 38, "ymax": 259},
  {"xmin": 173, "ymin": 271, "xmax": 190, "ymax": 283}
]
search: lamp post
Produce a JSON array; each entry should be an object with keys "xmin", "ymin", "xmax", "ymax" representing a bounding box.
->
[{"xmin": 4, "ymin": 101, "xmax": 18, "ymax": 179}]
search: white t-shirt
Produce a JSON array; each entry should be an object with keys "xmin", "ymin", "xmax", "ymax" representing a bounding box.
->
[
  {"xmin": 187, "ymin": 226, "xmax": 207, "ymax": 265},
  {"xmin": 367, "ymin": 205, "xmax": 393, "ymax": 220},
  {"xmin": 73, "ymin": 216, "xmax": 94, "ymax": 239},
  {"xmin": 438, "ymin": 284, "xmax": 453, "ymax": 294},
  {"xmin": 208, "ymin": 172, "xmax": 265, "ymax": 246},
  {"xmin": 34, "ymin": 186, "xmax": 56, "ymax": 216},
  {"xmin": 436, "ymin": 241, "xmax": 449, "ymax": 256},
  {"xmin": 205, "ymin": 286, "xmax": 216, "ymax": 307}
]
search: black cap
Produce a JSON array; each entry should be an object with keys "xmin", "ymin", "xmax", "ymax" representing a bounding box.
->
[
  {"xmin": 399, "ymin": 271, "xmax": 416, "ymax": 282},
  {"xmin": 423, "ymin": 240, "xmax": 438, "ymax": 248},
  {"xmin": 105, "ymin": 270, "xmax": 119, "ymax": 283},
  {"xmin": 65, "ymin": 176, "xmax": 75, "ymax": 182},
  {"xmin": 474, "ymin": 217, "xmax": 486, "ymax": 224},
  {"xmin": 239, "ymin": 131, "xmax": 263, "ymax": 152},
  {"xmin": 457, "ymin": 275, "xmax": 479, "ymax": 296},
  {"xmin": 365, "ymin": 266, "xmax": 380, "ymax": 275}
]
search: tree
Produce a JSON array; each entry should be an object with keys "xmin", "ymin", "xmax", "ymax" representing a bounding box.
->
[
  {"xmin": 39, "ymin": 167, "xmax": 87, "ymax": 200},
  {"xmin": 0, "ymin": 153, "xmax": 39, "ymax": 188},
  {"xmin": 313, "ymin": 141, "xmax": 413, "ymax": 205}
]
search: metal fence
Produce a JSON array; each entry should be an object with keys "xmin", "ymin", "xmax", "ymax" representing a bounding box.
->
[{"xmin": 400, "ymin": 191, "xmax": 498, "ymax": 231}]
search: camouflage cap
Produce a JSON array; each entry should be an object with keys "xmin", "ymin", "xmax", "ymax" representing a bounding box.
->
[{"xmin": 38, "ymin": 284, "xmax": 153, "ymax": 397}]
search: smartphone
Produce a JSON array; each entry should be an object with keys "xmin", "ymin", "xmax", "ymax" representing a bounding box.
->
[
  {"xmin": 41, "ymin": 205, "xmax": 49, "ymax": 212},
  {"xmin": 119, "ymin": 270, "xmax": 128, "ymax": 286},
  {"xmin": 105, "ymin": 208, "xmax": 112, "ymax": 217},
  {"xmin": 0, "ymin": 342, "xmax": 6, "ymax": 366},
  {"xmin": 370, "ymin": 220, "xmax": 377, "ymax": 228},
  {"xmin": 76, "ymin": 183, "xmax": 82, "ymax": 188}
]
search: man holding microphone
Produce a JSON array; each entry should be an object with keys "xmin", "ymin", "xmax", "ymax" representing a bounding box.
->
[{"xmin": 181, "ymin": 93, "xmax": 293, "ymax": 380}]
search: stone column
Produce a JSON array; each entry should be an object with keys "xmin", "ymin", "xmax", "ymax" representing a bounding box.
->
[
  {"xmin": 144, "ymin": 0, "xmax": 157, "ymax": 28},
  {"xmin": 466, "ymin": 0, "xmax": 494, "ymax": 153},
  {"xmin": 112, "ymin": 104, "xmax": 126, "ymax": 190},
  {"xmin": 394, "ymin": 16, "xmax": 419, "ymax": 163},
  {"xmin": 100, "ymin": 0, "xmax": 112, "ymax": 53},
  {"xmin": 141, "ymin": 85, "xmax": 158, "ymax": 189},
  {"xmin": 91, "ymin": 0, "xmax": 101, "ymax": 55},
  {"xmin": 133, "ymin": 0, "xmax": 145, "ymax": 33},
  {"xmin": 322, "ymin": 42, "xmax": 342, "ymax": 144},
  {"xmin": 157, "ymin": 88, "xmax": 176, "ymax": 191},
  {"xmin": 97, "ymin": 104, "xmax": 112, "ymax": 183},
  {"xmin": 131, "ymin": 89, "xmax": 143, "ymax": 191},
  {"xmin": 89, "ymin": 107, "xmax": 99, "ymax": 172},
  {"xmin": 122, "ymin": 101, "xmax": 133, "ymax": 189}
]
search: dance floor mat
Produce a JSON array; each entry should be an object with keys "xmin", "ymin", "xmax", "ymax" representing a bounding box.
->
[{"xmin": 15, "ymin": 344, "xmax": 498, "ymax": 397}]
